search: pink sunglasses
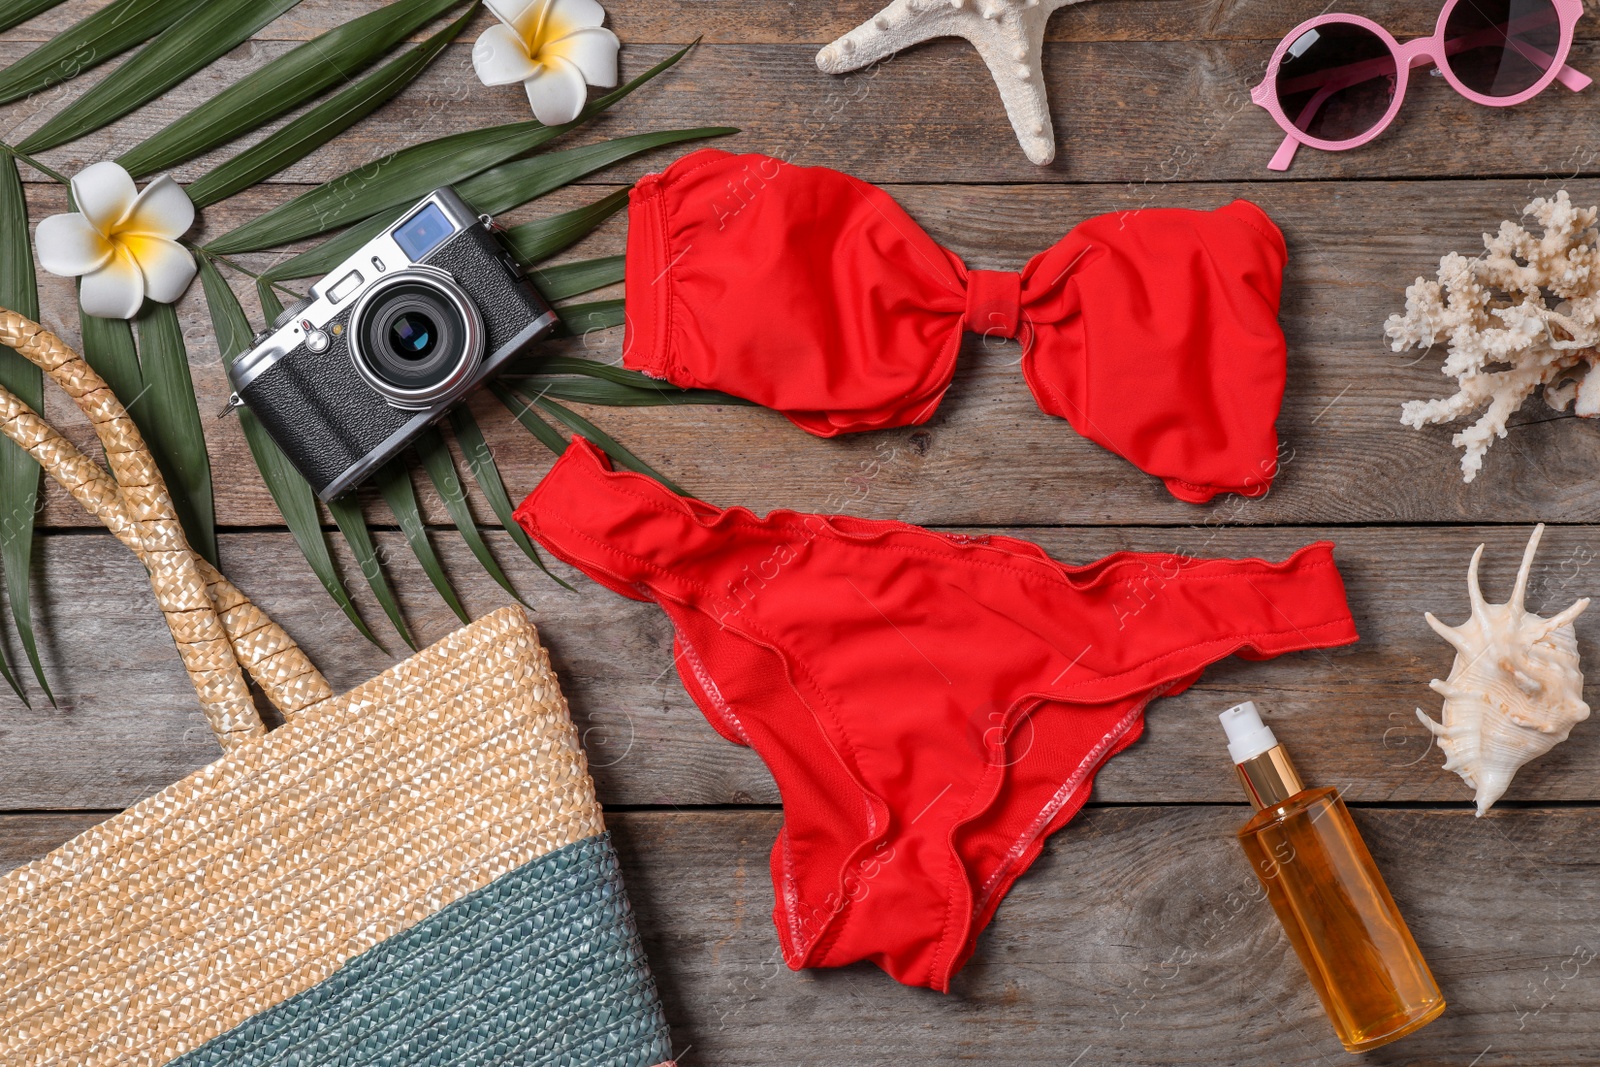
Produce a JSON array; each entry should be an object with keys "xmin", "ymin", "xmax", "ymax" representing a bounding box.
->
[{"xmin": 1252, "ymin": 0, "xmax": 1591, "ymax": 170}]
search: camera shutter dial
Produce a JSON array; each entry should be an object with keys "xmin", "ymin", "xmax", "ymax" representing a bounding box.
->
[{"xmin": 269, "ymin": 295, "xmax": 315, "ymax": 331}]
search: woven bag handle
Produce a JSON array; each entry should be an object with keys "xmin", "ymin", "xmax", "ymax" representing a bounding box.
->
[
  {"xmin": 0, "ymin": 388, "xmax": 333, "ymax": 720},
  {"xmin": 0, "ymin": 310, "xmax": 332, "ymax": 748}
]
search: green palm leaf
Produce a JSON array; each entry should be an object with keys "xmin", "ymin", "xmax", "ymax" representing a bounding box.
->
[
  {"xmin": 261, "ymin": 124, "xmax": 731, "ymax": 283},
  {"xmin": 447, "ymin": 407, "xmax": 568, "ymax": 589},
  {"xmin": 76, "ymin": 308, "xmax": 143, "ymax": 414},
  {"xmin": 213, "ymin": 119, "xmax": 554, "ymax": 257},
  {"xmin": 0, "ymin": 147, "xmax": 45, "ymax": 702},
  {"xmin": 505, "ymin": 189, "xmax": 628, "ymax": 263},
  {"xmin": 207, "ymin": 118, "xmax": 551, "ymax": 255},
  {"xmin": 133, "ymin": 302, "xmax": 216, "ymax": 564},
  {"xmin": 523, "ymin": 376, "xmax": 739, "ymax": 407},
  {"xmin": 185, "ymin": 6, "xmax": 472, "ymax": 209},
  {"xmin": 530, "ymin": 255, "xmax": 623, "ymax": 302},
  {"xmin": 375, "ymin": 460, "xmax": 468, "ymax": 624},
  {"xmin": 254, "ymin": 216, "xmax": 389, "ymax": 286},
  {"xmin": 458, "ymin": 126, "xmax": 735, "ymax": 215},
  {"xmin": 492, "ymin": 381, "xmax": 568, "ymax": 456},
  {"xmin": 0, "ymin": 0, "xmax": 69, "ymax": 34},
  {"xmin": 512, "ymin": 354, "xmax": 748, "ymax": 403},
  {"xmin": 414, "ymin": 428, "xmax": 521, "ymax": 604},
  {"xmin": 208, "ymin": 41, "xmax": 697, "ymax": 255},
  {"xmin": 0, "ymin": 0, "xmax": 202, "ymax": 106},
  {"xmin": 256, "ymin": 277, "xmax": 285, "ymax": 323},
  {"xmin": 328, "ymin": 493, "xmax": 416, "ymax": 649},
  {"xmin": 118, "ymin": 0, "xmax": 470, "ymax": 178},
  {"xmin": 197, "ymin": 254, "xmax": 379, "ymax": 645},
  {"xmin": 533, "ymin": 395, "xmax": 682, "ymax": 492},
  {"xmin": 506, "ymin": 385, "xmax": 684, "ymax": 494},
  {"xmin": 20, "ymin": 0, "xmax": 306, "ymax": 154},
  {"xmin": 549, "ymin": 297, "xmax": 624, "ymax": 336},
  {"xmin": 79, "ymin": 299, "xmax": 222, "ymax": 598},
  {"xmin": 519, "ymin": 355, "xmax": 700, "ymax": 389}
]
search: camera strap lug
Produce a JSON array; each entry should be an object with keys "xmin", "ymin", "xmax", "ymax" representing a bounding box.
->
[{"xmin": 218, "ymin": 393, "xmax": 245, "ymax": 419}]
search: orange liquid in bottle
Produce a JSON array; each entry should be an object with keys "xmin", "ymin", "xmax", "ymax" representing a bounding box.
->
[{"xmin": 1238, "ymin": 786, "xmax": 1445, "ymax": 1052}]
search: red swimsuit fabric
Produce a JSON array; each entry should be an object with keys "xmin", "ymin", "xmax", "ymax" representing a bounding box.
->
[
  {"xmin": 515, "ymin": 439, "xmax": 1360, "ymax": 991},
  {"xmin": 624, "ymin": 148, "xmax": 1290, "ymax": 504}
]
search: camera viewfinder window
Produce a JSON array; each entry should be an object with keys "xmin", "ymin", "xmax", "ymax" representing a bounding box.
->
[
  {"xmin": 329, "ymin": 270, "xmax": 363, "ymax": 303},
  {"xmin": 393, "ymin": 203, "xmax": 455, "ymax": 259}
]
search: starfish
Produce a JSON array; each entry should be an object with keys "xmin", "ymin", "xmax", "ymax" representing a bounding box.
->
[{"xmin": 816, "ymin": 0, "xmax": 1084, "ymax": 166}]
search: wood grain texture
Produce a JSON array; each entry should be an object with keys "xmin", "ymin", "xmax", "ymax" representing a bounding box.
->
[
  {"xmin": 4, "ymin": 1, "xmax": 1600, "ymax": 1059},
  {"xmin": 3, "ymin": 524, "xmax": 1599, "ymax": 811},
  {"xmin": 7, "ymin": 177, "xmax": 1600, "ymax": 529},
  {"xmin": 3, "ymin": 806, "xmax": 1597, "ymax": 1065},
  {"xmin": 2, "ymin": 0, "xmax": 1562, "ymax": 45},
  {"xmin": 621, "ymin": 808, "xmax": 1600, "ymax": 1066},
  {"xmin": 8, "ymin": 36, "xmax": 1600, "ymax": 185}
]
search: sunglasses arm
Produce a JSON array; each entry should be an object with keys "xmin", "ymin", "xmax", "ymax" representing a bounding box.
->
[
  {"xmin": 1468, "ymin": 28, "xmax": 1592, "ymax": 91},
  {"xmin": 1556, "ymin": 62, "xmax": 1591, "ymax": 91},
  {"xmin": 1267, "ymin": 134, "xmax": 1301, "ymax": 171}
]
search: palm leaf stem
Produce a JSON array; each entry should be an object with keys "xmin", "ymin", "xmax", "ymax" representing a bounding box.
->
[{"xmin": 0, "ymin": 143, "xmax": 66, "ymax": 183}]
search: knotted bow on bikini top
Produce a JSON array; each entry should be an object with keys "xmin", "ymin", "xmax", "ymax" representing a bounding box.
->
[{"xmin": 624, "ymin": 149, "xmax": 1291, "ymax": 503}]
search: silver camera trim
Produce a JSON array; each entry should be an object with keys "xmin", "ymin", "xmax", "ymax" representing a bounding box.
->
[
  {"xmin": 229, "ymin": 189, "xmax": 482, "ymax": 395},
  {"xmin": 346, "ymin": 265, "xmax": 486, "ymax": 410}
]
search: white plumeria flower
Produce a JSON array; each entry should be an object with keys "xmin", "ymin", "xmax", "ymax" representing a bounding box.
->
[
  {"xmin": 472, "ymin": 0, "xmax": 620, "ymax": 126},
  {"xmin": 34, "ymin": 161, "xmax": 196, "ymax": 320}
]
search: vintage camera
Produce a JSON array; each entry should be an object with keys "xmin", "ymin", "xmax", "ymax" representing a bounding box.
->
[{"xmin": 227, "ymin": 188, "xmax": 557, "ymax": 500}]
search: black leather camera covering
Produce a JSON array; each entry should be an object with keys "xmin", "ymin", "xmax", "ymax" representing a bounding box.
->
[{"xmin": 240, "ymin": 223, "xmax": 551, "ymax": 496}]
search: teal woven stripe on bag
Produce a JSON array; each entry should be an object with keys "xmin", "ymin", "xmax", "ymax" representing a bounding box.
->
[{"xmin": 171, "ymin": 833, "xmax": 674, "ymax": 1067}]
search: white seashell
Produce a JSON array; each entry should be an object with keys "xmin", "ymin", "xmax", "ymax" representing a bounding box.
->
[{"xmin": 1416, "ymin": 525, "xmax": 1590, "ymax": 816}]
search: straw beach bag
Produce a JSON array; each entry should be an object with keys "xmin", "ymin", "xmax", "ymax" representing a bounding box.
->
[{"xmin": 0, "ymin": 310, "xmax": 675, "ymax": 1067}]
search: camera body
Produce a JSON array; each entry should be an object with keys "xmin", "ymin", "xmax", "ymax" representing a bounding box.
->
[{"xmin": 229, "ymin": 188, "xmax": 556, "ymax": 500}]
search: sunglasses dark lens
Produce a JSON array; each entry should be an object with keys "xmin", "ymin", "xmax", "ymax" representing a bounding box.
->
[
  {"xmin": 1444, "ymin": 0, "xmax": 1561, "ymax": 98},
  {"xmin": 1274, "ymin": 23, "xmax": 1398, "ymax": 143}
]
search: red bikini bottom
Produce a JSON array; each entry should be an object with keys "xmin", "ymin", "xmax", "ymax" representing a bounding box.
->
[{"xmin": 514, "ymin": 438, "xmax": 1360, "ymax": 991}]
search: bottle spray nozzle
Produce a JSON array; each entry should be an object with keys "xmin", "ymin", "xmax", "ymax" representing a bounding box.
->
[{"xmin": 1220, "ymin": 700, "xmax": 1278, "ymax": 765}]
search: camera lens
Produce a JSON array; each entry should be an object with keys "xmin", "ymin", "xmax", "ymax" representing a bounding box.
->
[
  {"xmin": 387, "ymin": 311, "xmax": 437, "ymax": 359},
  {"xmin": 363, "ymin": 286, "xmax": 458, "ymax": 388},
  {"xmin": 349, "ymin": 271, "xmax": 484, "ymax": 407}
]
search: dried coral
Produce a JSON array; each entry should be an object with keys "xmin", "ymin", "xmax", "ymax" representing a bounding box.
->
[{"xmin": 1389, "ymin": 190, "xmax": 1600, "ymax": 482}]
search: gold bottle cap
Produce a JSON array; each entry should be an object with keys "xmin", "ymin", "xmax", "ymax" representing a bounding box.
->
[{"xmin": 1236, "ymin": 744, "xmax": 1306, "ymax": 809}]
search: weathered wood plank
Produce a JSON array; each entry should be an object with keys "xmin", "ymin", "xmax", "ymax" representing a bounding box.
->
[
  {"xmin": 9, "ymin": 38, "xmax": 1600, "ymax": 185},
  {"xmin": 10, "ymin": 177, "xmax": 1599, "ymax": 529},
  {"xmin": 2, "ymin": 0, "xmax": 1589, "ymax": 45},
  {"xmin": 3, "ymin": 806, "xmax": 1596, "ymax": 1064},
  {"xmin": 3, "ymin": 524, "xmax": 1599, "ymax": 811},
  {"xmin": 634, "ymin": 807, "xmax": 1600, "ymax": 1066},
  {"xmin": 2, "ymin": 2, "xmax": 1593, "ymax": 1057},
  {"xmin": 0, "ymin": 810, "xmax": 104, "ymax": 866}
]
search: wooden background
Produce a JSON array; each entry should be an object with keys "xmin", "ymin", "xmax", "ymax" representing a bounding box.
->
[{"xmin": 5, "ymin": 1, "xmax": 1600, "ymax": 1062}]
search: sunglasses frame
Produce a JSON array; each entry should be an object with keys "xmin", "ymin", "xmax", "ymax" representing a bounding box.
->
[{"xmin": 1251, "ymin": 0, "xmax": 1591, "ymax": 171}]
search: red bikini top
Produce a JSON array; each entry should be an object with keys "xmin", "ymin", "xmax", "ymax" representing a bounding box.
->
[{"xmin": 623, "ymin": 149, "xmax": 1291, "ymax": 504}]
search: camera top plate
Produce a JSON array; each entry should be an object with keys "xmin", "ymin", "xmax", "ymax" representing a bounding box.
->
[{"xmin": 229, "ymin": 189, "xmax": 481, "ymax": 394}]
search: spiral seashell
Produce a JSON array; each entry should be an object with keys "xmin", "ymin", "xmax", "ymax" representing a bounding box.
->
[{"xmin": 1416, "ymin": 525, "xmax": 1590, "ymax": 815}]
